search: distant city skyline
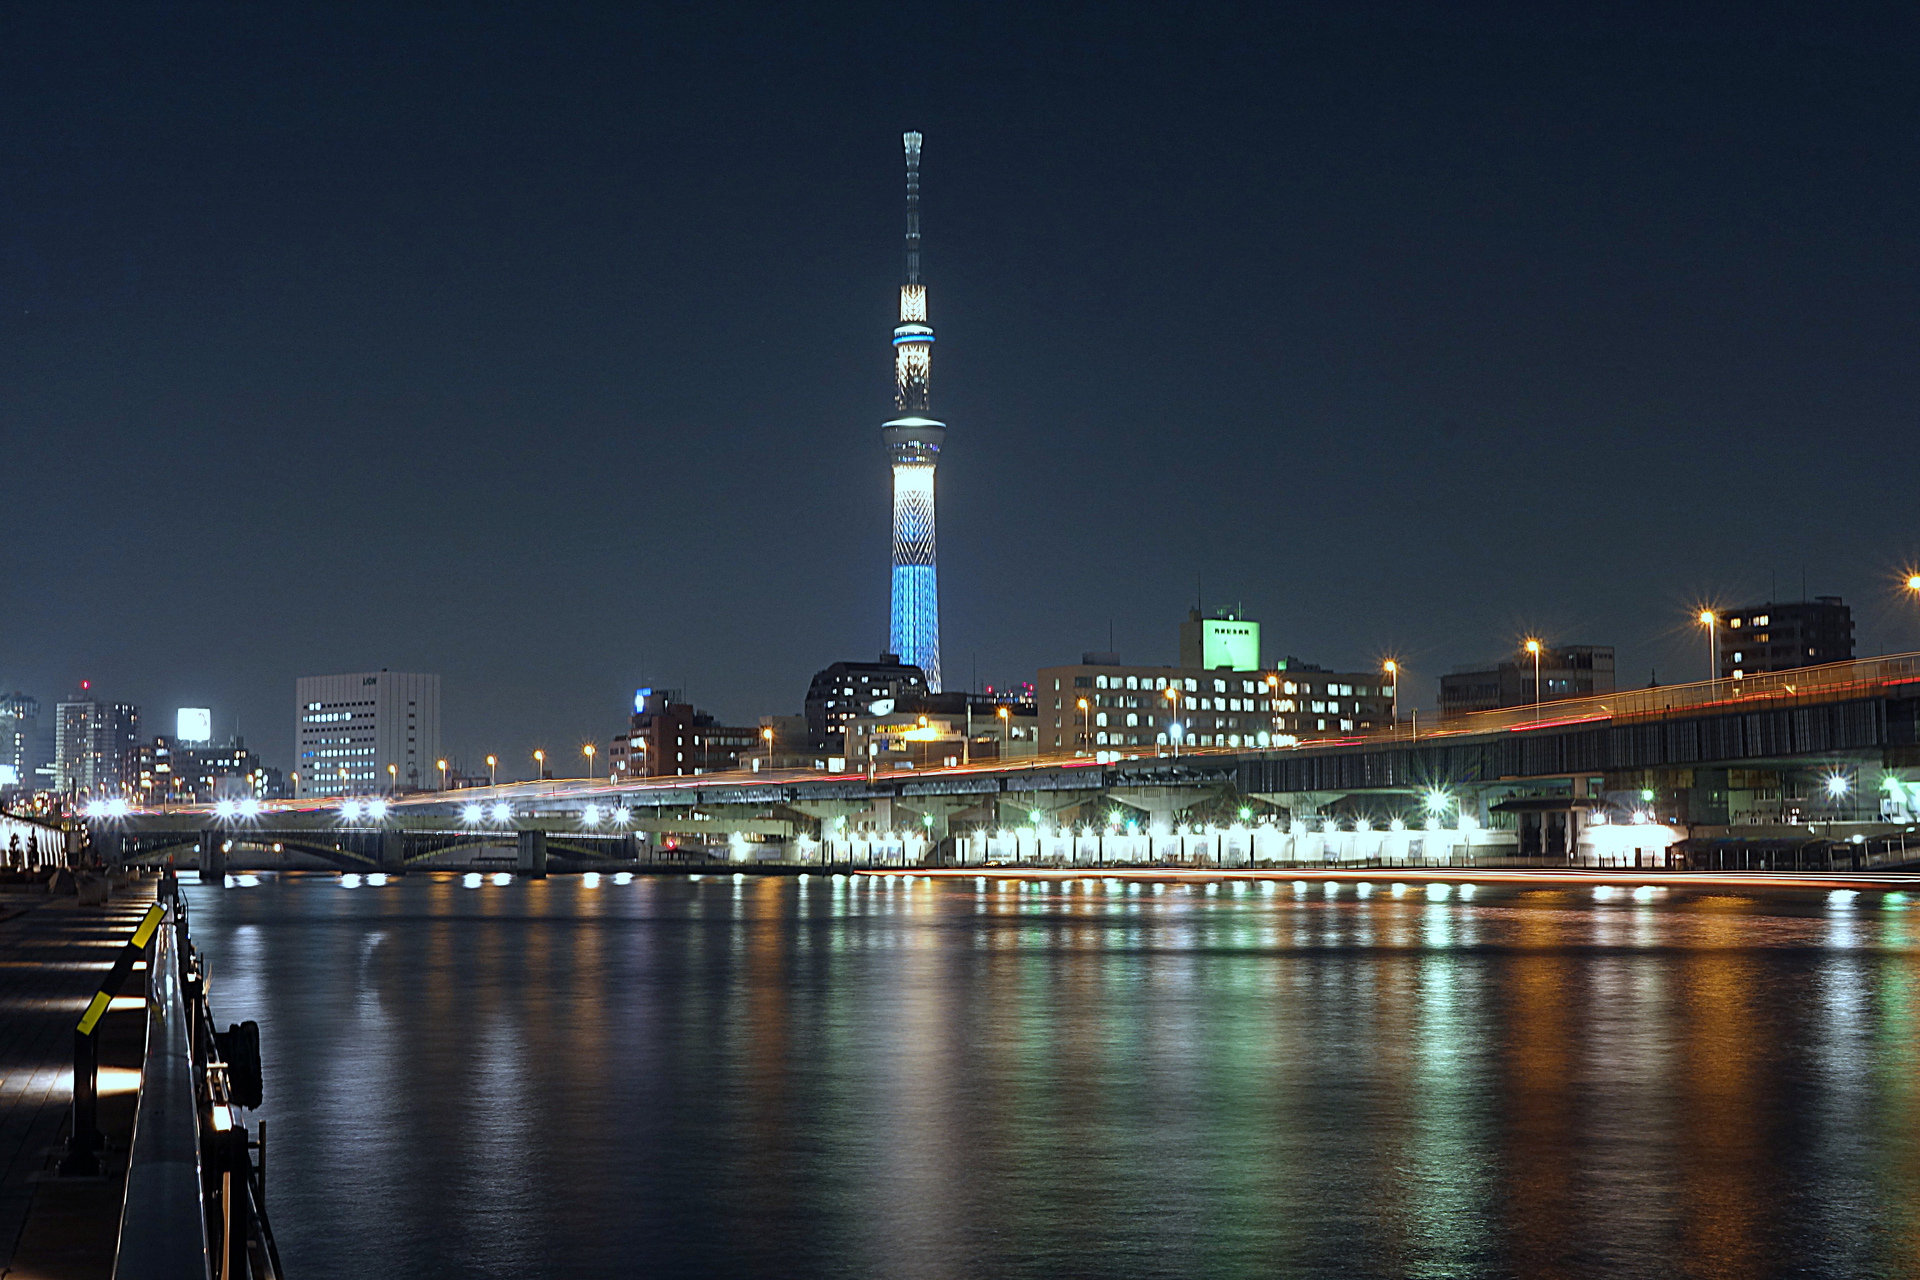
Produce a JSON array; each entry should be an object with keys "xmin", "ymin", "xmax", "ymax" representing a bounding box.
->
[{"xmin": 3, "ymin": 7, "xmax": 1918, "ymax": 776}]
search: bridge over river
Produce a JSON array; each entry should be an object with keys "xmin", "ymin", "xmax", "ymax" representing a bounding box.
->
[{"xmin": 101, "ymin": 652, "xmax": 1920, "ymax": 875}]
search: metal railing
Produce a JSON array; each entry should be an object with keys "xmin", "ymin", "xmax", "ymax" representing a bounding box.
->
[{"xmin": 113, "ymin": 870, "xmax": 282, "ymax": 1280}]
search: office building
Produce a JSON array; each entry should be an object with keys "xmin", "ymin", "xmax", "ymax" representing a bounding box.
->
[
  {"xmin": 54, "ymin": 691, "xmax": 139, "ymax": 797},
  {"xmin": 133, "ymin": 735, "xmax": 285, "ymax": 804},
  {"xmin": 610, "ymin": 688, "xmax": 759, "ymax": 778},
  {"xmin": 804, "ymin": 654, "xmax": 930, "ymax": 751},
  {"xmin": 1038, "ymin": 656, "xmax": 1392, "ymax": 753},
  {"xmin": 1178, "ymin": 609, "xmax": 1262, "ymax": 670},
  {"xmin": 1719, "ymin": 598, "xmax": 1854, "ymax": 680},
  {"xmin": 883, "ymin": 131, "xmax": 946, "ymax": 690},
  {"xmin": 295, "ymin": 671, "xmax": 441, "ymax": 797},
  {"xmin": 1440, "ymin": 645, "xmax": 1616, "ymax": 718}
]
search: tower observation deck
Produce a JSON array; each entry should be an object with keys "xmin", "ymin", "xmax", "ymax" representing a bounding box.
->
[{"xmin": 884, "ymin": 130, "xmax": 944, "ymax": 690}]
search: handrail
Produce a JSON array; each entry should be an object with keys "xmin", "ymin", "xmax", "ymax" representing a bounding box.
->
[{"xmin": 114, "ymin": 888, "xmax": 213, "ymax": 1280}]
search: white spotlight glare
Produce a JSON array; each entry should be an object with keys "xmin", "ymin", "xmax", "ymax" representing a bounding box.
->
[
  {"xmin": 492, "ymin": 802, "xmax": 512, "ymax": 824},
  {"xmin": 583, "ymin": 804, "xmax": 602, "ymax": 827},
  {"xmin": 462, "ymin": 803, "xmax": 483, "ymax": 825},
  {"xmin": 214, "ymin": 799, "xmax": 238, "ymax": 820},
  {"xmin": 368, "ymin": 799, "xmax": 389, "ymax": 820},
  {"xmin": 239, "ymin": 797, "xmax": 261, "ymax": 817},
  {"xmin": 343, "ymin": 799, "xmax": 364, "ymax": 821},
  {"xmin": 613, "ymin": 807, "xmax": 632, "ymax": 826}
]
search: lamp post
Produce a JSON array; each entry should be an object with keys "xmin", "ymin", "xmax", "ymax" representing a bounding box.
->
[
  {"xmin": 486, "ymin": 755, "xmax": 497, "ymax": 787},
  {"xmin": 1077, "ymin": 698, "xmax": 1090, "ymax": 756},
  {"xmin": 1698, "ymin": 610, "xmax": 1717, "ymax": 701},
  {"xmin": 534, "ymin": 749, "xmax": 546, "ymax": 780},
  {"xmin": 387, "ymin": 762, "xmax": 397, "ymax": 794},
  {"xmin": 583, "ymin": 743, "xmax": 596, "ymax": 779},
  {"xmin": 997, "ymin": 705, "xmax": 1010, "ymax": 758},
  {"xmin": 1524, "ymin": 639, "xmax": 1543, "ymax": 721},
  {"xmin": 1265, "ymin": 673, "xmax": 1280, "ymax": 746},
  {"xmin": 438, "ymin": 759, "xmax": 448, "ymax": 791},
  {"xmin": 1383, "ymin": 660, "xmax": 1399, "ymax": 733},
  {"xmin": 1164, "ymin": 685, "xmax": 1181, "ymax": 758},
  {"xmin": 761, "ymin": 726, "xmax": 775, "ymax": 771}
]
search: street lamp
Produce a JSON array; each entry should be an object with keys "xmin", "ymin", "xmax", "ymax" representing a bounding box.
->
[
  {"xmin": 1164, "ymin": 685, "xmax": 1181, "ymax": 757},
  {"xmin": 1077, "ymin": 698, "xmax": 1090, "ymax": 756},
  {"xmin": 1266, "ymin": 673, "xmax": 1281, "ymax": 746},
  {"xmin": 1698, "ymin": 610, "xmax": 1717, "ymax": 699},
  {"xmin": 486, "ymin": 755, "xmax": 497, "ymax": 787},
  {"xmin": 1383, "ymin": 660, "xmax": 1399, "ymax": 731},
  {"xmin": 1524, "ymin": 639, "xmax": 1543, "ymax": 720},
  {"xmin": 387, "ymin": 762, "xmax": 397, "ymax": 794},
  {"xmin": 438, "ymin": 759, "xmax": 449, "ymax": 791},
  {"xmin": 997, "ymin": 705, "xmax": 1010, "ymax": 757},
  {"xmin": 534, "ymin": 749, "xmax": 546, "ymax": 780},
  {"xmin": 761, "ymin": 726, "xmax": 775, "ymax": 770},
  {"xmin": 583, "ymin": 743, "xmax": 596, "ymax": 779}
]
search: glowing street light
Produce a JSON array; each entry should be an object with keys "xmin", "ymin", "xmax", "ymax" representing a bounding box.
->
[
  {"xmin": 1383, "ymin": 660, "xmax": 1399, "ymax": 729},
  {"xmin": 1423, "ymin": 788, "xmax": 1452, "ymax": 815},
  {"xmin": 761, "ymin": 726, "xmax": 775, "ymax": 771},
  {"xmin": 1697, "ymin": 610, "xmax": 1718, "ymax": 697},
  {"xmin": 533, "ymin": 749, "xmax": 546, "ymax": 780},
  {"xmin": 583, "ymin": 743, "xmax": 596, "ymax": 779},
  {"xmin": 1524, "ymin": 639, "xmax": 1543, "ymax": 719},
  {"xmin": 438, "ymin": 759, "xmax": 449, "ymax": 791},
  {"xmin": 1164, "ymin": 685, "xmax": 1182, "ymax": 757},
  {"xmin": 1826, "ymin": 773, "xmax": 1851, "ymax": 799},
  {"xmin": 491, "ymin": 801, "xmax": 511, "ymax": 825},
  {"xmin": 486, "ymin": 755, "xmax": 497, "ymax": 787},
  {"xmin": 462, "ymin": 803, "xmax": 483, "ymax": 826},
  {"xmin": 386, "ymin": 762, "xmax": 397, "ymax": 793},
  {"xmin": 1077, "ymin": 697, "xmax": 1090, "ymax": 756}
]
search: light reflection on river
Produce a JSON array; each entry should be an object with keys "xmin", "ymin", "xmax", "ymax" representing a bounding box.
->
[{"xmin": 183, "ymin": 873, "xmax": 1920, "ymax": 1279}]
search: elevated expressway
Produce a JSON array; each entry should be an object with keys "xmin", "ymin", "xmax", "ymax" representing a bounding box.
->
[{"xmin": 106, "ymin": 652, "xmax": 1920, "ymax": 872}]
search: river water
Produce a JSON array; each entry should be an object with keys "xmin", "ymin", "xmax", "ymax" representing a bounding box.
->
[{"xmin": 180, "ymin": 872, "xmax": 1920, "ymax": 1279}]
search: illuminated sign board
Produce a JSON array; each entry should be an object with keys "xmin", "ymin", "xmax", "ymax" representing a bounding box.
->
[
  {"xmin": 1201, "ymin": 620, "xmax": 1260, "ymax": 672},
  {"xmin": 633, "ymin": 687, "xmax": 654, "ymax": 714},
  {"xmin": 176, "ymin": 708, "xmax": 212, "ymax": 744}
]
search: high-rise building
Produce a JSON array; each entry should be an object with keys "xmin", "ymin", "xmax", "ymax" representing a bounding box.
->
[
  {"xmin": 0, "ymin": 692, "xmax": 40, "ymax": 792},
  {"xmin": 884, "ymin": 130, "xmax": 945, "ymax": 691},
  {"xmin": 1719, "ymin": 598, "xmax": 1855, "ymax": 680},
  {"xmin": 54, "ymin": 690, "xmax": 139, "ymax": 797},
  {"xmin": 294, "ymin": 671, "xmax": 441, "ymax": 797}
]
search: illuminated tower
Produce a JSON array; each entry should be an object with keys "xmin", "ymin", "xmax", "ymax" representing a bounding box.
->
[{"xmin": 884, "ymin": 130, "xmax": 944, "ymax": 690}]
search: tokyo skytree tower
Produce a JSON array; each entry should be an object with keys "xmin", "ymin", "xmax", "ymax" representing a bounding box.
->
[{"xmin": 883, "ymin": 130, "xmax": 944, "ymax": 690}]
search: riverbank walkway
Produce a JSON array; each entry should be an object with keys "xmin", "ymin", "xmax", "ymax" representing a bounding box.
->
[{"xmin": 1, "ymin": 877, "xmax": 158, "ymax": 1280}]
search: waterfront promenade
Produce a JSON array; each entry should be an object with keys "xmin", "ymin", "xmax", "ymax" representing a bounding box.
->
[{"xmin": 0, "ymin": 878, "xmax": 157, "ymax": 1279}]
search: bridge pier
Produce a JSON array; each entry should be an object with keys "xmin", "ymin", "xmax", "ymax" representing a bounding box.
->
[
  {"xmin": 517, "ymin": 829, "xmax": 547, "ymax": 879},
  {"xmin": 198, "ymin": 831, "xmax": 226, "ymax": 882},
  {"xmin": 378, "ymin": 830, "xmax": 406, "ymax": 875}
]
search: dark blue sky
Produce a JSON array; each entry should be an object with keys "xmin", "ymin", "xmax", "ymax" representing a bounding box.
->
[{"xmin": 2, "ymin": 3, "xmax": 1917, "ymax": 776}]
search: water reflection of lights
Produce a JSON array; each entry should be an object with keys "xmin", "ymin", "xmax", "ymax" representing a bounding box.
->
[
  {"xmin": 462, "ymin": 873, "xmax": 482, "ymax": 888},
  {"xmin": 492, "ymin": 872, "xmax": 512, "ymax": 886},
  {"xmin": 340, "ymin": 873, "xmax": 362, "ymax": 888}
]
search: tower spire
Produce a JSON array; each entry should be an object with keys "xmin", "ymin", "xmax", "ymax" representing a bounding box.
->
[{"xmin": 883, "ymin": 130, "xmax": 944, "ymax": 691}]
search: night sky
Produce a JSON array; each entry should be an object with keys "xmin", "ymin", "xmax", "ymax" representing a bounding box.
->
[{"xmin": 3, "ymin": 4, "xmax": 1917, "ymax": 777}]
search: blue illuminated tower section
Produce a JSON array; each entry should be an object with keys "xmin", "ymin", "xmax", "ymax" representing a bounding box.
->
[{"xmin": 885, "ymin": 130, "xmax": 944, "ymax": 690}]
